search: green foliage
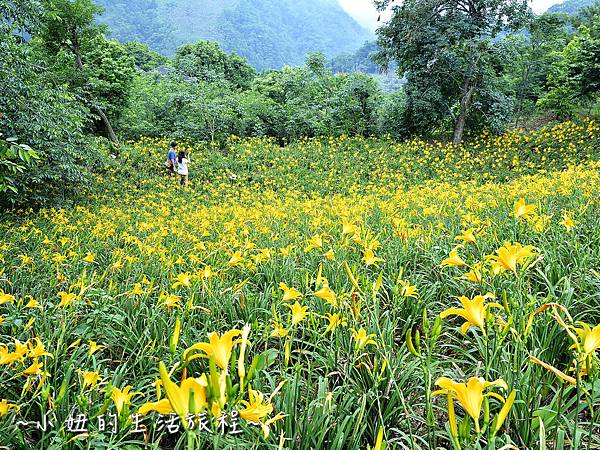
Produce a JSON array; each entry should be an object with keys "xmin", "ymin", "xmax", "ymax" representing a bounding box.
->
[
  {"xmin": 118, "ymin": 53, "xmax": 383, "ymax": 143},
  {"xmin": 375, "ymin": 0, "xmax": 530, "ymax": 143},
  {"xmin": 0, "ymin": 135, "xmax": 39, "ymax": 195},
  {"xmin": 503, "ymin": 13, "xmax": 569, "ymax": 126},
  {"xmin": 327, "ymin": 73, "xmax": 382, "ymax": 137},
  {"xmin": 173, "ymin": 41, "xmax": 256, "ymax": 89},
  {"xmin": 377, "ymin": 90, "xmax": 407, "ymax": 138},
  {"xmin": 39, "ymin": 0, "xmax": 135, "ymax": 141},
  {"xmin": 123, "ymin": 41, "xmax": 167, "ymax": 72},
  {"xmin": 538, "ymin": 11, "xmax": 600, "ymax": 118},
  {"xmin": 0, "ymin": 0, "xmax": 110, "ymax": 208}
]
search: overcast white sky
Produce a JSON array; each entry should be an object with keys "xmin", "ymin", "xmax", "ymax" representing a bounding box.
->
[{"xmin": 339, "ymin": 0, "xmax": 566, "ymax": 30}]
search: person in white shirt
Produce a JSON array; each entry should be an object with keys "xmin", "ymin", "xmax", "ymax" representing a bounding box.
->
[{"xmin": 176, "ymin": 150, "xmax": 190, "ymax": 185}]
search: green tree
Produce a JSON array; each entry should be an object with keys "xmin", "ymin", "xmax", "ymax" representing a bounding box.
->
[
  {"xmin": 538, "ymin": 11, "xmax": 600, "ymax": 119},
  {"xmin": 40, "ymin": 0, "xmax": 134, "ymax": 144},
  {"xmin": 503, "ymin": 13, "xmax": 568, "ymax": 126},
  {"xmin": 1, "ymin": 0, "xmax": 103, "ymax": 208},
  {"xmin": 374, "ymin": 0, "xmax": 530, "ymax": 144},
  {"xmin": 123, "ymin": 41, "xmax": 167, "ymax": 72},
  {"xmin": 329, "ymin": 73, "xmax": 382, "ymax": 136},
  {"xmin": 377, "ymin": 90, "xmax": 407, "ymax": 138},
  {"xmin": 173, "ymin": 41, "xmax": 256, "ymax": 89}
]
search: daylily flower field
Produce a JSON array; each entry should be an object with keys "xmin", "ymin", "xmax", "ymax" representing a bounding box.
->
[{"xmin": 1, "ymin": 120, "xmax": 600, "ymax": 449}]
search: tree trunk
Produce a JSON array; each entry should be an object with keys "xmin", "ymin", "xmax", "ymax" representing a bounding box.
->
[
  {"xmin": 453, "ymin": 80, "xmax": 476, "ymax": 146},
  {"xmin": 72, "ymin": 38, "xmax": 119, "ymax": 145},
  {"xmin": 93, "ymin": 106, "xmax": 119, "ymax": 145}
]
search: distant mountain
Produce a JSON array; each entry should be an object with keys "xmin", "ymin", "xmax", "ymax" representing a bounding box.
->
[
  {"xmin": 94, "ymin": 0, "xmax": 373, "ymax": 71},
  {"xmin": 548, "ymin": 0, "xmax": 598, "ymax": 14}
]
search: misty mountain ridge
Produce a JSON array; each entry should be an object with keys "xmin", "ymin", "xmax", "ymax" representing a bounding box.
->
[
  {"xmin": 548, "ymin": 0, "xmax": 598, "ymax": 14},
  {"xmin": 95, "ymin": 0, "xmax": 373, "ymax": 71}
]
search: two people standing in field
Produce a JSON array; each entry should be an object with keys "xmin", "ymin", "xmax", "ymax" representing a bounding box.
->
[{"xmin": 165, "ymin": 142, "xmax": 190, "ymax": 186}]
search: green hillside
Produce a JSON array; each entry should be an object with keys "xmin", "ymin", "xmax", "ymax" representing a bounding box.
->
[
  {"xmin": 548, "ymin": 0, "xmax": 598, "ymax": 14},
  {"xmin": 94, "ymin": 0, "xmax": 373, "ymax": 70}
]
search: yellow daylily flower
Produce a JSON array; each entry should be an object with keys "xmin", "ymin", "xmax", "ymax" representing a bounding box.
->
[
  {"xmin": 514, "ymin": 198, "xmax": 536, "ymax": 219},
  {"xmin": 25, "ymin": 297, "xmax": 42, "ymax": 308},
  {"xmin": 560, "ymin": 212, "xmax": 576, "ymax": 232},
  {"xmin": 111, "ymin": 385, "xmax": 141, "ymax": 416},
  {"xmin": 83, "ymin": 252, "xmax": 96, "ymax": 263},
  {"xmin": 270, "ymin": 321, "xmax": 289, "ymax": 338},
  {"xmin": 322, "ymin": 248, "xmax": 335, "ymax": 261},
  {"xmin": 149, "ymin": 362, "xmax": 208, "ymax": 421},
  {"xmin": 341, "ymin": 218, "xmax": 359, "ymax": 236},
  {"xmin": 0, "ymin": 290, "xmax": 15, "ymax": 305},
  {"xmin": 19, "ymin": 254, "xmax": 34, "ymax": 265},
  {"xmin": 159, "ymin": 292, "xmax": 182, "ymax": 310},
  {"xmin": 183, "ymin": 329, "xmax": 242, "ymax": 370},
  {"xmin": 57, "ymin": 292, "xmax": 77, "ymax": 308},
  {"xmin": 441, "ymin": 247, "xmax": 466, "ymax": 268},
  {"xmin": 314, "ymin": 286, "xmax": 337, "ymax": 306},
  {"xmin": 573, "ymin": 322, "xmax": 600, "ymax": 357},
  {"xmin": 400, "ymin": 280, "xmax": 418, "ymax": 298},
  {"xmin": 1, "ymin": 345, "xmax": 19, "ymax": 365},
  {"xmin": 88, "ymin": 341, "xmax": 104, "ymax": 356},
  {"xmin": 304, "ymin": 235, "xmax": 324, "ymax": 252},
  {"xmin": 78, "ymin": 370, "xmax": 102, "ymax": 390},
  {"xmin": 22, "ymin": 358, "xmax": 43, "ymax": 376},
  {"xmin": 254, "ymin": 248, "xmax": 271, "ymax": 264},
  {"xmin": 0, "ymin": 399, "xmax": 18, "ymax": 417},
  {"xmin": 287, "ymin": 302, "xmax": 309, "ymax": 326},
  {"xmin": 532, "ymin": 214, "xmax": 552, "ymax": 233},
  {"xmin": 455, "ymin": 229, "xmax": 476, "ymax": 244},
  {"xmin": 351, "ymin": 328, "xmax": 377, "ymax": 351},
  {"xmin": 279, "ymin": 282, "xmax": 302, "ymax": 302},
  {"xmin": 362, "ymin": 248, "xmax": 384, "ymax": 267},
  {"xmin": 324, "ymin": 313, "xmax": 347, "ymax": 334},
  {"xmin": 440, "ymin": 293, "xmax": 503, "ymax": 335},
  {"xmin": 129, "ymin": 283, "xmax": 145, "ymax": 295},
  {"xmin": 172, "ymin": 272, "xmax": 192, "ymax": 288},
  {"xmin": 433, "ymin": 376, "xmax": 508, "ymax": 432},
  {"xmin": 27, "ymin": 338, "xmax": 52, "ymax": 359},
  {"xmin": 228, "ymin": 251, "xmax": 244, "ymax": 267},
  {"xmin": 239, "ymin": 388, "xmax": 285, "ymax": 438},
  {"xmin": 239, "ymin": 388, "xmax": 273, "ymax": 423},
  {"xmin": 138, "ymin": 398, "xmax": 173, "ymax": 416},
  {"xmin": 463, "ymin": 264, "xmax": 483, "ymax": 283},
  {"xmin": 259, "ymin": 412, "xmax": 286, "ymax": 439},
  {"xmin": 486, "ymin": 242, "xmax": 537, "ymax": 275},
  {"xmin": 52, "ymin": 253, "xmax": 67, "ymax": 264},
  {"xmin": 279, "ymin": 245, "xmax": 294, "ymax": 256},
  {"xmin": 13, "ymin": 340, "xmax": 28, "ymax": 360},
  {"xmin": 201, "ymin": 265, "xmax": 213, "ymax": 279}
]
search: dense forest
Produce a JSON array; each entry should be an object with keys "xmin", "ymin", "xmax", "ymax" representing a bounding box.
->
[
  {"xmin": 94, "ymin": 0, "xmax": 373, "ymax": 70},
  {"xmin": 2, "ymin": 0, "xmax": 600, "ymax": 209}
]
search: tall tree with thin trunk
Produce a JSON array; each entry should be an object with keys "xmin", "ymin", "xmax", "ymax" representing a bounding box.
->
[
  {"xmin": 374, "ymin": 0, "xmax": 530, "ymax": 145},
  {"xmin": 40, "ymin": 0, "xmax": 128, "ymax": 144}
]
